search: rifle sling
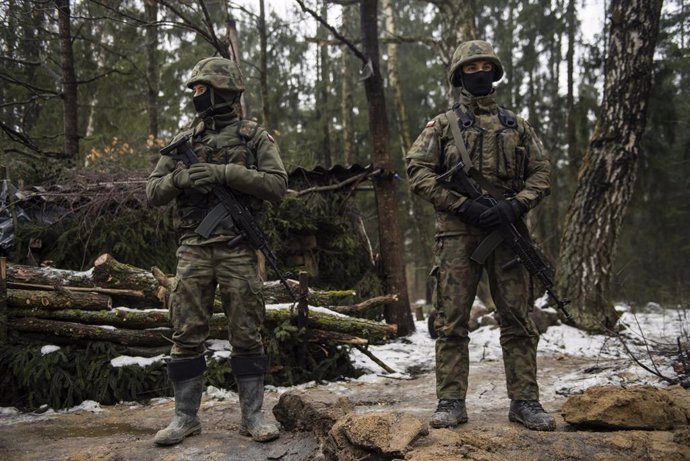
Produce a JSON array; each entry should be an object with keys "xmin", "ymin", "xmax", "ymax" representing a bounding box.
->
[{"xmin": 444, "ymin": 109, "xmax": 532, "ymax": 263}]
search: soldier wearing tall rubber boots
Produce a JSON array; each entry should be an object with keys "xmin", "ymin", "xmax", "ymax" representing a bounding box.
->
[
  {"xmin": 146, "ymin": 57, "xmax": 288, "ymax": 445},
  {"xmin": 406, "ymin": 40, "xmax": 556, "ymax": 431}
]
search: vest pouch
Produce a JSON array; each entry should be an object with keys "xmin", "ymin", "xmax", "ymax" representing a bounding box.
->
[
  {"xmin": 496, "ymin": 129, "xmax": 522, "ymax": 180},
  {"xmin": 443, "ymin": 126, "xmax": 483, "ymax": 171}
]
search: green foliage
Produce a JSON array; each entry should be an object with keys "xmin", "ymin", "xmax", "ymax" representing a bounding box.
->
[
  {"xmin": 0, "ymin": 341, "xmax": 171, "ymax": 411},
  {"xmin": 265, "ymin": 320, "xmax": 359, "ymax": 386}
]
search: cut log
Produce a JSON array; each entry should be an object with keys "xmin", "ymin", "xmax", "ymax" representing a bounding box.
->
[
  {"xmin": 306, "ymin": 329, "xmax": 367, "ymax": 345},
  {"xmin": 7, "ymin": 282, "xmax": 145, "ymax": 299},
  {"xmin": 8, "ymin": 308, "xmax": 168, "ymax": 329},
  {"xmin": 263, "ymin": 280, "xmax": 356, "ymax": 306},
  {"xmin": 8, "ymin": 289, "xmax": 112, "ymax": 311},
  {"xmin": 8, "ymin": 318, "xmax": 171, "ymax": 347},
  {"xmin": 7, "ymin": 263, "xmax": 95, "ymax": 288},
  {"xmin": 262, "ymin": 308, "xmax": 397, "ymax": 343},
  {"xmin": 327, "ymin": 294, "xmax": 398, "ymax": 316},
  {"xmin": 8, "ymin": 306, "xmax": 396, "ymax": 343},
  {"xmin": 93, "ymin": 254, "xmax": 160, "ymax": 299}
]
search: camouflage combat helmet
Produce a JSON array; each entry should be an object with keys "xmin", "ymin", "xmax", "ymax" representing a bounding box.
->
[
  {"xmin": 186, "ymin": 57, "xmax": 245, "ymax": 93},
  {"xmin": 448, "ymin": 40, "xmax": 504, "ymax": 87}
]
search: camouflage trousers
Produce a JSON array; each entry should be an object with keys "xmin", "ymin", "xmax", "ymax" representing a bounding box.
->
[
  {"xmin": 169, "ymin": 242, "xmax": 265, "ymax": 358},
  {"xmin": 432, "ymin": 235, "xmax": 540, "ymax": 401}
]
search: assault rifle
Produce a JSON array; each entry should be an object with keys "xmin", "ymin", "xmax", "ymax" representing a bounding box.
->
[
  {"xmin": 160, "ymin": 134, "xmax": 298, "ymax": 305},
  {"xmin": 436, "ymin": 160, "xmax": 570, "ymax": 320},
  {"xmin": 438, "ymin": 108, "xmax": 570, "ymax": 319}
]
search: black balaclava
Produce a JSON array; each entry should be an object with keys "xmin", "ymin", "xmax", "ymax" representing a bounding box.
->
[
  {"xmin": 461, "ymin": 70, "xmax": 494, "ymax": 97},
  {"xmin": 193, "ymin": 88, "xmax": 213, "ymax": 115},
  {"xmin": 192, "ymin": 87, "xmax": 236, "ymax": 117}
]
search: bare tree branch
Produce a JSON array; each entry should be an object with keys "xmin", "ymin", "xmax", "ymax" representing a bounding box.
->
[{"xmin": 293, "ymin": 0, "xmax": 368, "ymax": 66}]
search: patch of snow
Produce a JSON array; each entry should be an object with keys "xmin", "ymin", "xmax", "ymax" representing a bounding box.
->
[
  {"xmin": 206, "ymin": 339, "xmax": 231, "ymax": 351},
  {"xmin": 96, "ymin": 325, "xmax": 116, "ymax": 330},
  {"xmin": 114, "ymin": 307, "xmax": 167, "ymax": 313},
  {"xmin": 40, "ymin": 345, "xmax": 60, "ymax": 355},
  {"xmin": 206, "ymin": 385, "xmax": 238, "ymax": 402},
  {"xmin": 266, "ymin": 302, "xmax": 349, "ymax": 318},
  {"xmin": 110, "ymin": 355, "xmax": 166, "ymax": 368},
  {"xmin": 0, "ymin": 407, "xmax": 19, "ymax": 416},
  {"xmin": 67, "ymin": 400, "xmax": 104, "ymax": 413}
]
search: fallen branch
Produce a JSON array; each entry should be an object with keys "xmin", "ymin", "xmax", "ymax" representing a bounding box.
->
[{"xmin": 354, "ymin": 345, "xmax": 396, "ymax": 374}]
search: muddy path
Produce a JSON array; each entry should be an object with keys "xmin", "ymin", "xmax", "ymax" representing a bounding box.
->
[{"xmin": 1, "ymin": 352, "xmax": 688, "ymax": 460}]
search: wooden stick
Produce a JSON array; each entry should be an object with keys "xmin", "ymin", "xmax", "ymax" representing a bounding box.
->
[{"xmin": 354, "ymin": 344, "xmax": 397, "ymax": 374}]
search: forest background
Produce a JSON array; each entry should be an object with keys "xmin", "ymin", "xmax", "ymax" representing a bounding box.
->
[{"xmin": 0, "ymin": 0, "xmax": 688, "ymax": 329}]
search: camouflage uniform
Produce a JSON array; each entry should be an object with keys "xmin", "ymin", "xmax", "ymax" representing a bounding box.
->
[
  {"xmin": 406, "ymin": 41, "xmax": 551, "ymax": 404},
  {"xmin": 147, "ymin": 113, "xmax": 287, "ymax": 359},
  {"xmin": 147, "ymin": 57, "xmax": 287, "ymax": 446}
]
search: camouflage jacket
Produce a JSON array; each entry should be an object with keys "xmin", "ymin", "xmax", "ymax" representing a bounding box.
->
[
  {"xmin": 406, "ymin": 90, "xmax": 551, "ymax": 237},
  {"xmin": 146, "ymin": 115, "xmax": 288, "ymax": 245}
]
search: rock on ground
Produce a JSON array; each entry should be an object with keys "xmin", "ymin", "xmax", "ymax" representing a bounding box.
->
[
  {"xmin": 562, "ymin": 385, "xmax": 690, "ymax": 430},
  {"xmin": 326, "ymin": 412, "xmax": 428, "ymax": 460}
]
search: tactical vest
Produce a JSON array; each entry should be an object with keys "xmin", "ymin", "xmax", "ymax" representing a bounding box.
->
[
  {"xmin": 175, "ymin": 119, "xmax": 263, "ymax": 239},
  {"xmin": 446, "ymin": 103, "xmax": 527, "ymax": 196}
]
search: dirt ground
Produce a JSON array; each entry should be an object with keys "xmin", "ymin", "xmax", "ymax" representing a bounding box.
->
[{"xmin": 0, "ymin": 354, "xmax": 688, "ymax": 461}]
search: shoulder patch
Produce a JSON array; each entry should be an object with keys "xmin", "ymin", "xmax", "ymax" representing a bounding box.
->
[
  {"xmin": 425, "ymin": 120, "xmax": 436, "ymax": 128},
  {"xmin": 266, "ymin": 133, "xmax": 275, "ymax": 143},
  {"xmin": 238, "ymin": 119, "xmax": 260, "ymax": 139}
]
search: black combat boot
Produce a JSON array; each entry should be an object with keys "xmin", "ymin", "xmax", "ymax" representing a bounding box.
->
[
  {"xmin": 232, "ymin": 355, "xmax": 279, "ymax": 442},
  {"xmin": 430, "ymin": 399, "xmax": 468, "ymax": 428},
  {"xmin": 509, "ymin": 400, "xmax": 556, "ymax": 431},
  {"xmin": 154, "ymin": 356, "xmax": 206, "ymax": 445}
]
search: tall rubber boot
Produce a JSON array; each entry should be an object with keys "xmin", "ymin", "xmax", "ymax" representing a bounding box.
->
[
  {"xmin": 232, "ymin": 355, "xmax": 279, "ymax": 442},
  {"xmin": 154, "ymin": 356, "xmax": 206, "ymax": 446}
]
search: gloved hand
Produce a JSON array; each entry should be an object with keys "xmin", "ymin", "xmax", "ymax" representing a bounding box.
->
[
  {"xmin": 478, "ymin": 199, "xmax": 526, "ymax": 228},
  {"xmin": 456, "ymin": 199, "xmax": 491, "ymax": 229},
  {"xmin": 171, "ymin": 169, "xmax": 193, "ymax": 189},
  {"xmin": 188, "ymin": 163, "xmax": 226, "ymax": 188}
]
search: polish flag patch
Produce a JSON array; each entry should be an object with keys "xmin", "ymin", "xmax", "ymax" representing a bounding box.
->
[
  {"xmin": 425, "ymin": 120, "xmax": 436, "ymax": 128},
  {"xmin": 267, "ymin": 133, "xmax": 275, "ymax": 143}
]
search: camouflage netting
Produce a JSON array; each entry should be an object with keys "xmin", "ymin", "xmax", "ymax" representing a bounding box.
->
[{"xmin": 6, "ymin": 167, "xmax": 383, "ymax": 299}]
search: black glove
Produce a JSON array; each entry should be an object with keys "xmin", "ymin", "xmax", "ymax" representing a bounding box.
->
[
  {"xmin": 456, "ymin": 199, "xmax": 491, "ymax": 229},
  {"xmin": 478, "ymin": 199, "xmax": 526, "ymax": 228}
]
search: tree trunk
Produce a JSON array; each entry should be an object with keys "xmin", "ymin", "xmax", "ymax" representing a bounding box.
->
[
  {"xmin": 360, "ymin": 0, "xmax": 414, "ymax": 336},
  {"xmin": 382, "ymin": 0, "xmax": 434, "ymax": 303},
  {"xmin": 316, "ymin": 1, "xmax": 332, "ymax": 167},
  {"xmin": 55, "ymin": 0, "xmax": 79, "ymax": 160},
  {"xmin": 144, "ymin": 0, "xmax": 159, "ymax": 139},
  {"xmin": 8, "ymin": 289, "xmax": 112, "ymax": 311},
  {"xmin": 259, "ymin": 0, "xmax": 270, "ymax": 130},
  {"xmin": 226, "ymin": 17, "xmax": 247, "ymax": 117},
  {"xmin": 566, "ymin": 0, "xmax": 578, "ymax": 179},
  {"xmin": 556, "ymin": 0, "xmax": 663, "ymax": 332},
  {"xmin": 340, "ymin": 4, "xmax": 356, "ymax": 164}
]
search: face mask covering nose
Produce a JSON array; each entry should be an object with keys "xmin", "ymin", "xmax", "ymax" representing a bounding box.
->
[
  {"xmin": 193, "ymin": 89, "xmax": 213, "ymax": 115},
  {"xmin": 462, "ymin": 70, "xmax": 494, "ymax": 96}
]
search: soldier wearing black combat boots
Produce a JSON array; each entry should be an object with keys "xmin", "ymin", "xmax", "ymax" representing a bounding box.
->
[{"xmin": 406, "ymin": 40, "xmax": 556, "ymax": 432}]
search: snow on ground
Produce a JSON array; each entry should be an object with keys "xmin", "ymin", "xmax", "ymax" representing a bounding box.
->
[{"xmin": 349, "ymin": 305, "xmax": 688, "ymax": 390}]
